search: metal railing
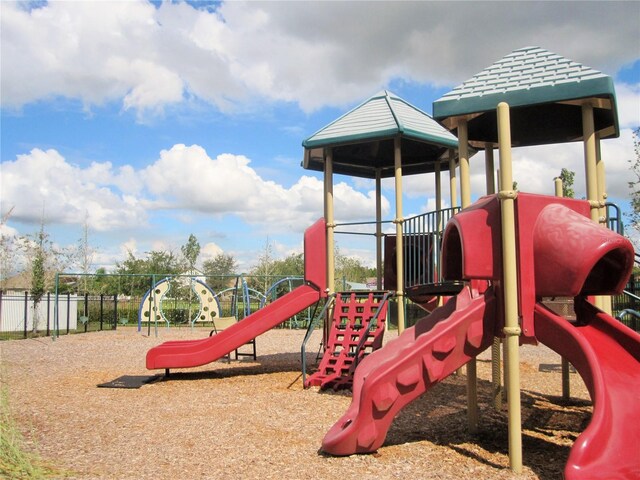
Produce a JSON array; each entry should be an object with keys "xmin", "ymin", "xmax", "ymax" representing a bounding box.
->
[{"xmin": 403, "ymin": 207, "xmax": 460, "ymax": 289}]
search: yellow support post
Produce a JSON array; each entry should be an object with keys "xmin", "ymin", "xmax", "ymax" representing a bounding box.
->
[
  {"xmin": 449, "ymin": 148, "xmax": 458, "ymax": 209},
  {"xmin": 486, "ymin": 145, "xmax": 502, "ymax": 411},
  {"xmin": 458, "ymin": 120, "xmax": 478, "ymax": 434},
  {"xmin": 582, "ymin": 102, "xmax": 603, "ymax": 310},
  {"xmin": 376, "ymin": 169, "xmax": 383, "ymax": 290},
  {"xmin": 394, "ymin": 136, "xmax": 406, "ymax": 334},
  {"xmin": 323, "ymin": 149, "xmax": 336, "ymax": 348},
  {"xmin": 497, "ymin": 102, "xmax": 523, "ymax": 474},
  {"xmin": 582, "ymin": 102, "xmax": 600, "ymax": 223},
  {"xmin": 554, "ymin": 177, "xmax": 572, "ymax": 400},
  {"xmin": 595, "ymin": 137, "xmax": 613, "ymax": 315}
]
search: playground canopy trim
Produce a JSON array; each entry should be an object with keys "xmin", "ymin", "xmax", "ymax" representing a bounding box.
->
[
  {"xmin": 302, "ymin": 90, "xmax": 461, "ymax": 179},
  {"xmin": 432, "ymin": 46, "xmax": 619, "ymax": 147}
]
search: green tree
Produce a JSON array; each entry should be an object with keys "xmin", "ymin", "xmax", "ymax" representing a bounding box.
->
[
  {"xmin": 203, "ymin": 253, "xmax": 238, "ymax": 292},
  {"xmin": 559, "ymin": 168, "xmax": 576, "ymax": 198},
  {"xmin": 250, "ymin": 237, "xmax": 275, "ymax": 293},
  {"xmin": 114, "ymin": 249, "xmax": 181, "ymax": 296},
  {"xmin": 271, "ymin": 253, "xmax": 304, "ymax": 277},
  {"xmin": 334, "ymin": 247, "xmax": 372, "ymax": 291},
  {"xmin": 75, "ymin": 214, "xmax": 96, "ymax": 294},
  {"xmin": 181, "ymin": 234, "xmax": 201, "ymax": 272}
]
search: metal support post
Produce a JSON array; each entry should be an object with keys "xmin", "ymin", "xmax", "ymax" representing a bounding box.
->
[{"xmin": 498, "ymin": 102, "xmax": 523, "ymax": 473}]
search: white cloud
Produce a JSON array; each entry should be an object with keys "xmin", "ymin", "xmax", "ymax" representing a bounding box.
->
[
  {"xmin": 616, "ymin": 83, "xmax": 640, "ymax": 128},
  {"xmin": 200, "ymin": 242, "xmax": 223, "ymax": 263},
  {"xmin": 2, "ymin": 1, "xmax": 638, "ymax": 115},
  {"xmin": 1, "ymin": 144, "xmax": 385, "ymax": 239},
  {"xmin": 140, "ymin": 144, "xmax": 385, "ymax": 232},
  {"xmin": 0, "ymin": 149, "xmax": 149, "ymax": 231}
]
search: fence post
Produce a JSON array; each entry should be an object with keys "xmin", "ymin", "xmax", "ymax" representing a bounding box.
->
[
  {"xmin": 46, "ymin": 292, "xmax": 51, "ymax": 336},
  {"xmin": 114, "ymin": 294, "xmax": 118, "ymax": 330},
  {"xmin": 99, "ymin": 294, "xmax": 104, "ymax": 331},
  {"xmin": 84, "ymin": 292, "xmax": 89, "ymax": 332},
  {"xmin": 66, "ymin": 293, "xmax": 70, "ymax": 335},
  {"xmin": 23, "ymin": 291, "xmax": 28, "ymax": 339}
]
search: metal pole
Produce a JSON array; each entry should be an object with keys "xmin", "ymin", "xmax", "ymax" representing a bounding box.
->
[
  {"xmin": 486, "ymin": 144, "xmax": 502, "ymax": 411},
  {"xmin": 498, "ymin": 102, "xmax": 523, "ymax": 473},
  {"xmin": 325, "ymin": 149, "xmax": 336, "ymax": 346},
  {"xmin": 582, "ymin": 102, "xmax": 600, "ymax": 223},
  {"xmin": 53, "ymin": 273, "xmax": 59, "ymax": 340},
  {"xmin": 596, "ymin": 136, "xmax": 613, "ymax": 315},
  {"xmin": 23, "ymin": 291, "xmax": 28, "ymax": 339},
  {"xmin": 66, "ymin": 293, "xmax": 70, "ymax": 335},
  {"xmin": 376, "ymin": 169, "xmax": 383, "ymax": 290},
  {"xmin": 582, "ymin": 102, "xmax": 603, "ymax": 310},
  {"xmin": 393, "ymin": 136, "xmax": 406, "ymax": 334},
  {"xmin": 554, "ymin": 177, "xmax": 572, "ymax": 400},
  {"xmin": 458, "ymin": 120, "xmax": 478, "ymax": 433},
  {"xmin": 46, "ymin": 292, "xmax": 51, "ymax": 336},
  {"xmin": 449, "ymin": 148, "xmax": 458, "ymax": 208}
]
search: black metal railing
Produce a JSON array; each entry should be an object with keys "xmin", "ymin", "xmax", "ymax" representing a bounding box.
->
[{"xmin": 403, "ymin": 207, "xmax": 460, "ymax": 290}]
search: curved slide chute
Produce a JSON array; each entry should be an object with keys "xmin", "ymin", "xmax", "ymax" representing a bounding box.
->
[
  {"xmin": 146, "ymin": 284, "xmax": 321, "ymax": 369},
  {"xmin": 534, "ymin": 298, "xmax": 640, "ymax": 480},
  {"xmin": 322, "ymin": 284, "xmax": 496, "ymax": 455}
]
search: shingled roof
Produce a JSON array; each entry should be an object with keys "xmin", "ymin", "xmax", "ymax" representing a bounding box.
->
[
  {"xmin": 302, "ymin": 90, "xmax": 460, "ymax": 179},
  {"xmin": 433, "ymin": 46, "xmax": 619, "ymax": 147}
]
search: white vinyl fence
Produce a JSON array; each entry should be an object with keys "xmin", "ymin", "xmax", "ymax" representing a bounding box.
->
[{"xmin": 0, "ymin": 292, "xmax": 78, "ymax": 337}]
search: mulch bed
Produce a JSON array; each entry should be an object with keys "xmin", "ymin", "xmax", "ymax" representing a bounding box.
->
[{"xmin": 0, "ymin": 328, "xmax": 591, "ymax": 479}]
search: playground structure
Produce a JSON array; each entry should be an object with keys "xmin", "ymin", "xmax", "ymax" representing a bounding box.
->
[
  {"xmin": 138, "ymin": 277, "xmax": 220, "ymax": 329},
  {"xmin": 145, "ymin": 218, "xmax": 328, "ymax": 372},
  {"xmin": 145, "ymin": 47, "xmax": 639, "ymax": 478}
]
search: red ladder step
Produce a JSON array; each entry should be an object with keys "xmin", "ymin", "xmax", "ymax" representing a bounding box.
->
[{"xmin": 305, "ymin": 292, "xmax": 388, "ymax": 390}]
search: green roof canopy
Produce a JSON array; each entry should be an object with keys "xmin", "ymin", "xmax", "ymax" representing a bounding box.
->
[
  {"xmin": 433, "ymin": 46, "xmax": 619, "ymax": 148},
  {"xmin": 303, "ymin": 90, "xmax": 460, "ymax": 179}
]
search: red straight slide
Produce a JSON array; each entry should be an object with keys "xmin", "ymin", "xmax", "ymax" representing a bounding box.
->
[
  {"xmin": 321, "ymin": 284, "xmax": 497, "ymax": 455},
  {"xmin": 146, "ymin": 284, "xmax": 321, "ymax": 370},
  {"xmin": 534, "ymin": 298, "xmax": 640, "ymax": 480}
]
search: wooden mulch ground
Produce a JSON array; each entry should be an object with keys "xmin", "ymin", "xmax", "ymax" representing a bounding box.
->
[{"xmin": 0, "ymin": 327, "xmax": 591, "ymax": 479}]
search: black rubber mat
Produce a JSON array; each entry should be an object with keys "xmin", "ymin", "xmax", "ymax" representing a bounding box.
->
[{"xmin": 97, "ymin": 375, "xmax": 161, "ymax": 389}]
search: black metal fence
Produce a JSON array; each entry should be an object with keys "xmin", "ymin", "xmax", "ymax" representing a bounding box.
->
[{"xmin": 612, "ymin": 274, "xmax": 640, "ymax": 332}]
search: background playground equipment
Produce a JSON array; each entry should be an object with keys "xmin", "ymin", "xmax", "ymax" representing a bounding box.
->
[
  {"xmin": 145, "ymin": 218, "xmax": 327, "ymax": 373},
  {"xmin": 138, "ymin": 277, "xmax": 220, "ymax": 329}
]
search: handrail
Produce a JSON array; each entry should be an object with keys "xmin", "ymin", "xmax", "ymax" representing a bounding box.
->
[
  {"xmin": 403, "ymin": 207, "xmax": 460, "ymax": 288},
  {"xmin": 616, "ymin": 308, "xmax": 640, "ymax": 321},
  {"xmin": 353, "ymin": 291, "xmax": 395, "ymax": 368},
  {"xmin": 605, "ymin": 202, "xmax": 624, "ymax": 235},
  {"xmin": 301, "ymin": 294, "xmax": 336, "ymax": 386},
  {"xmin": 622, "ymin": 290, "xmax": 640, "ymax": 302}
]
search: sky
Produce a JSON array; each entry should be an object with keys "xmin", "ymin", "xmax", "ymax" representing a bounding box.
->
[{"xmin": 1, "ymin": 0, "xmax": 639, "ymax": 276}]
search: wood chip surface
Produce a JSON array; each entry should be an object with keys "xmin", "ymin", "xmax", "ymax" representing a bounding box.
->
[{"xmin": 1, "ymin": 327, "xmax": 591, "ymax": 479}]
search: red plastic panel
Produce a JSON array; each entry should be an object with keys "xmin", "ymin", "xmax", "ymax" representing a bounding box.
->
[
  {"xmin": 442, "ymin": 195, "xmax": 502, "ymax": 281},
  {"xmin": 146, "ymin": 285, "xmax": 321, "ymax": 370},
  {"xmin": 321, "ymin": 286, "xmax": 496, "ymax": 455},
  {"xmin": 534, "ymin": 299, "xmax": 640, "ymax": 479},
  {"xmin": 304, "ymin": 218, "xmax": 327, "ymax": 293},
  {"xmin": 532, "ymin": 203, "xmax": 634, "ymax": 296},
  {"xmin": 305, "ymin": 292, "xmax": 388, "ymax": 390}
]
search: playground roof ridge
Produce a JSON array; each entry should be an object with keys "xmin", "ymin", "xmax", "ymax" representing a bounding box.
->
[
  {"xmin": 302, "ymin": 90, "xmax": 457, "ymax": 150},
  {"xmin": 435, "ymin": 47, "xmax": 610, "ymax": 108},
  {"xmin": 433, "ymin": 46, "xmax": 619, "ymax": 146}
]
